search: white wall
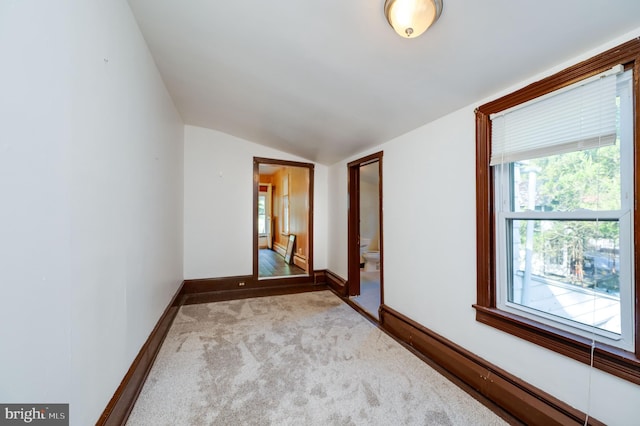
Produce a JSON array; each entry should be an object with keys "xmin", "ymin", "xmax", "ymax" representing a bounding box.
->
[
  {"xmin": 326, "ymin": 30, "xmax": 640, "ymax": 425},
  {"xmin": 0, "ymin": 1, "xmax": 184, "ymax": 425},
  {"xmin": 0, "ymin": 0, "xmax": 74, "ymax": 408},
  {"xmin": 184, "ymin": 125, "xmax": 327, "ymax": 279},
  {"xmin": 327, "ymin": 162, "xmax": 349, "ymax": 278}
]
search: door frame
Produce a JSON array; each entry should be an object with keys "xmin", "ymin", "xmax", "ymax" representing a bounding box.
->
[
  {"xmin": 348, "ymin": 151, "xmax": 383, "ymax": 303},
  {"xmin": 253, "ymin": 157, "xmax": 314, "ymax": 283}
]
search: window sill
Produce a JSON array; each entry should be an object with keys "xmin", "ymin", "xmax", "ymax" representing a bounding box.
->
[{"xmin": 473, "ymin": 304, "xmax": 640, "ymax": 385}]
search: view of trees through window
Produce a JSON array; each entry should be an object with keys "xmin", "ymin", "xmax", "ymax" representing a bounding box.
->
[{"xmin": 508, "ymin": 144, "xmax": 622, "ymax": 333}]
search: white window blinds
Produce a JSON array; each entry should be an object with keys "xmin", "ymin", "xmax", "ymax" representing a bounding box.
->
[{"xmin": 490, "ymin": 65, "xmax": 623, "ymax": 166}]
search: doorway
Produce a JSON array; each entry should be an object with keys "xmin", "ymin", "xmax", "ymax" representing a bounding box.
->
[
  {"xmin": 254, "ymin": 157, "xmax": 314, "ymax": 282},
  {"xmin": 348, "ymin": 152, "xmax": 383, "ymax": 319}
]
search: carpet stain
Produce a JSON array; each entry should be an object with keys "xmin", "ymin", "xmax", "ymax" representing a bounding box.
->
[
  {"xmin": 425, "ymin": 410, "xmax": 454, "ymax": 425},
  {"xmin": 174, "ymin": 333, "xmax": 189, "ymax": 353},
  {"xmin": 361, "ymin": 381, "xmax": 381, "ymax": 407},
  {"xmin": 310, "ymin": 383, "xmax": 327, "ymax": 398},
  {"xmin": 179, "ymin": 303, "xmax": 210, "ymax": 321},
  {"xmin": 226, "ymin": 301, "xmax": 243, "ymax": 314},
  {"xmin": 293, "ymin": 395, "xmax": 308, "ymax": 406},
  {"xmin": 328, "ymin": 413, "xmax": 356, "ymax": 426}
]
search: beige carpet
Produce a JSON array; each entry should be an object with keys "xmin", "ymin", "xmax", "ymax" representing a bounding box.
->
[{"xmin": 127, "ymin": 291, "xmax": 507, "ymax": 425}]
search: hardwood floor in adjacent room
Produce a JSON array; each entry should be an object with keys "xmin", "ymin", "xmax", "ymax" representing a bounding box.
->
[{"xmin": 259, "ymin": 248, "xmax": 306, "ymax": 278}]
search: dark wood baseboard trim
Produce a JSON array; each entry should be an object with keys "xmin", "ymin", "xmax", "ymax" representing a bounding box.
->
[
  {"xmin": 182, "ymin": 275, "xmax": 255, "ymax": 293},
  {"xmin": 379, "ymin": 304, "xmax": 605, "ymax": 426},
  {"xmin": 99, "ymin": 273, "xmax": 602, "ymax": 425},
  {"xmin": 182, "ymin": 283, "xmax": 327, "ymax": 305},
  {"xmin": 322, "ymin": 268, "xmax": 381, "ymax": 328},
  {"xmin": 97, "ymin": 281, "xmax": 185, "ymax": 426},
  {"xmin": 313, "ymin": 269, "xmax": 327, "ymax": 285},
  {"xmin": 340, "ymin": 294, "xmax": 380, "ymax": 325},
  {"xmin": 183, "ymin": 272, "xmax": 326, "ymax": 305},
  {"xmin": 183, "ymin": 274, "xmax": 320, "ymax": 295},
  {"xmin": 99, "ymin": 273, "xmax": 330, "ymax": 425},
  {"xmin": 324, "ymin": 269, "xmax": 347, "ymax": 297}
]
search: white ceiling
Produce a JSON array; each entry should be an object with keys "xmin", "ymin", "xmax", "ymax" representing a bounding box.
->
[{"xmin": 127, "ymin": 1, "xmax": 640, "ymax": 165}]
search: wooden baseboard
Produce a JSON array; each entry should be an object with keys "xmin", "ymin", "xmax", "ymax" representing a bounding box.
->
[
  {"xmin": 379, "ymin": 304, "xmax": 605, "ymax": 426},
  {"xmin": 99, "ymin": 273, "xmax": 328, "ymax": 425},
  {"xmin": 324, "ymin": 269, "xmax": 348, "ymax": 297},
  {"xmin": 273, "ymin": 242, "xmax": 286, "ymax": 257},
  {"xmin": 97, "ymin": 281, "xmax": 184, "ymax": 426},
  {"xmin": 183, "ymin": 269, "xmax": 328, "ymax": 305},
  {"xmin": 101, "ymin": 272, "xmax": 603, "ymax": 426},
  {"xmin": 182, "ymin": 283, "xmax": 327, "ymax": 305},
  {"xmin": 293, "ymin": 253, "xmax": 306, "ymax": 270},
  {"xmin": 182, "ymin": 274, "xmax": 322, "ymax": 303},
  {"xmin": 182, "ymin": 275, "xmax": 255, "ymax": 294}
]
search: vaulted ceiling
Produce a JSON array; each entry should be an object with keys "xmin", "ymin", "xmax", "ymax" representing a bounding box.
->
[{"xmin": 127, "ymin": 1, "xmax": 640, "ymax": 164}]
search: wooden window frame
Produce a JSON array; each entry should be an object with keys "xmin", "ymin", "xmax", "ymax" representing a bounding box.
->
[{"xmin": 474, "ymin": 38, "xmax": 640, "ymax": 384}]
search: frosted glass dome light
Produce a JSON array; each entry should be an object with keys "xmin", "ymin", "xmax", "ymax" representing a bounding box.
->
[{"xmin": 384, "ymin": 0, "xmax": 443, "ymax": 38}]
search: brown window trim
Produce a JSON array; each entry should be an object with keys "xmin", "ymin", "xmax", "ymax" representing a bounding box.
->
[{"xmin": 474, "ymin": 38, "xmax": 640, "ymax": 385}]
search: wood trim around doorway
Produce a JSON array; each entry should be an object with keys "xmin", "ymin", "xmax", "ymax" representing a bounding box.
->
[
  {"xmin": 347, "ymin": 151, "xmax": 383, "ymax": 303},
  {"xmin": 253, "ymin": 157, "xmax": 315, "ymax": 282}
]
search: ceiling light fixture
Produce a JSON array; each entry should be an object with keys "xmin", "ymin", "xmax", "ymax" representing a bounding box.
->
[{"xmin": 384, "ymin": 0, "xmax": 443, "ymax": 39}]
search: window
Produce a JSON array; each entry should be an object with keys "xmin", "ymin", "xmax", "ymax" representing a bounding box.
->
[
  {"xmin": 475, "ymin": 39, "xmax": 640, "ymax": 384},
  {"xmin": 258, "ymin": 195, "xmax": 267, "ymax": 235},
  {"xmin": 494, "ymin": 67, "xmax": 633, "ymax": 349}
]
